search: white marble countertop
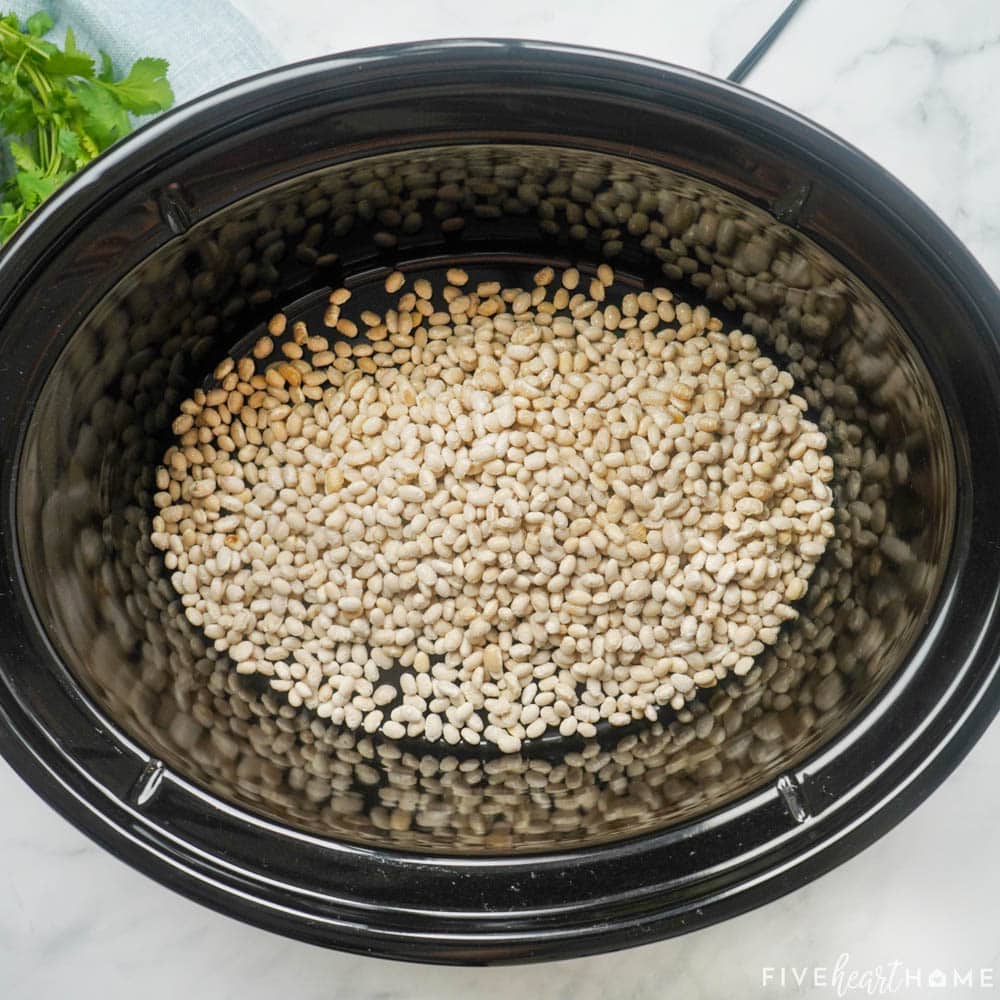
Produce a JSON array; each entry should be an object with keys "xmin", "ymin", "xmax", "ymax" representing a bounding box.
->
[{"xmin": 4, "ymin": 1, "xmax": 1000, "ymax": 996}]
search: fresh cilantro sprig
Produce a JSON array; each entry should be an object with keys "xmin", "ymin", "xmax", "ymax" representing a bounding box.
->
[{"xmin": 0, "ymin": 10, "xmax": 174, "ymax": 244}]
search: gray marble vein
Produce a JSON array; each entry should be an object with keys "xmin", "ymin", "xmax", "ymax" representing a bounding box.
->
[{"xmin": 748, "ymin": 0, "xmax": 1000, "ymax": 280}]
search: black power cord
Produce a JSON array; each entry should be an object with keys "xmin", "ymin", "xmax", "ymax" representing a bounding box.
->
[{"xmin": 727, "ymin": 0, "xmax": 809, "ymax": 84}]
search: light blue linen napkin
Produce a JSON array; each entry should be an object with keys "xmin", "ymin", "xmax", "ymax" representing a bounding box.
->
[{"xmin": 7, "ymin": 0, "xmax": 281, "ymax": 107}]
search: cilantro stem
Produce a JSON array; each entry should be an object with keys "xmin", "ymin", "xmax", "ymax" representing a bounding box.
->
[
  {"xmin": 21, "ymin": 63, "xmax": 52, "ymax": 168},
  {"xmin": 0, "ymin": 22, "xmax": 47, "ymax": 58}
]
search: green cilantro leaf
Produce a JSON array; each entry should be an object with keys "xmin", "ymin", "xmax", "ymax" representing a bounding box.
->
[
  {"xmin": 97, "ymin": 57, "xmax": 174, "ymax": 114},
  {"xmin": 8, "ymin": 139, "xmax": 38, "ymax": 172},
  {"xmin": 16, "ymin": 168, "xmax": 59, "ymax": 208},
  {"xmin": 45, "ymin": 27, "xmax": 95, "ymax": 78},
  {"xmin": 0, "ymin": 10, "xmax": 174, "ymax": 244},
  {"xmin": 25, "ymin": 11, "xmax": 52, "ymax": 37},
  {"xmin": 97, "ymin": 50, "xmax": 114, "ymax": 83},
  {"xmin": 74, "ymin": 80, "xmax": 131, "ymax": 149},
  {"xmin": 56, "ymin": 126, "xmax": 84, "ymax": 164}
]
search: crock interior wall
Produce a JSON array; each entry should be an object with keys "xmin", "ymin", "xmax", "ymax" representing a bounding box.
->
[{"xmin": 15, "ymin": 143, "xmax": 954, "ymax": 854}]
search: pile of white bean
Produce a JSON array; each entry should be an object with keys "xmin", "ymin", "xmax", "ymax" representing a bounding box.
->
[{"xmin": 151, "ymin": 265, "xmax": 834, "ymax": 753}]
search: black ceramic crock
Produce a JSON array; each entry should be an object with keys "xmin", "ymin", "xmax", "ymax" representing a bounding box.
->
[{"xmin": 1, "ymin": 41, "xmax": 1000, "ymax": 964}]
